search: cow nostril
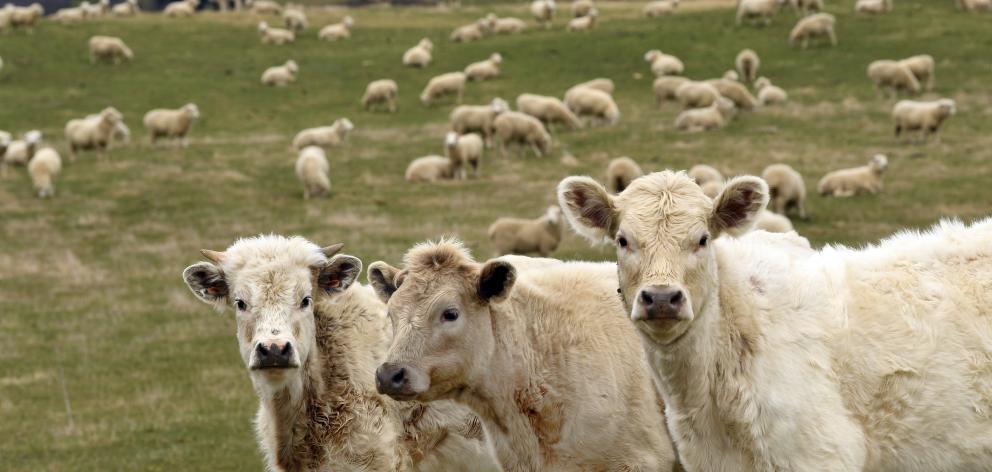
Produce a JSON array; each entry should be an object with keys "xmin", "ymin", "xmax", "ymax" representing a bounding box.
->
[
  {"xmin": 280, "ymin": 342, "xmax": 293, "ymax": 356},
  {"xmin": 670, "ymin": 291, "xmax": 683, "ymax": 305},
  {"xmin": 256, "ymin": 343, "xmax": 270, "ymax": 357},
  {"xmin": 640, "ymin": 290, "xmax": 654, "ymax": 305},
  {"xmin": 391, "ymin": 367, "xmax": 407, "ymax": 387}
]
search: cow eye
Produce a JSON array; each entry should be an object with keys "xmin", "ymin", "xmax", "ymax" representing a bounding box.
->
[
  {"xmin": 235, "ymin": 299, "xmax": 248, "ymax": 311},
  {"xmin": 617, "ymin": 236, "xmax": 628, "ymax": 248},
  {"xmin": 699, "ymin": 234, "xmax": 709, "ymax": 248},
  {"xmin": 300, "ymin": 296, "xmax": 312, "ymax": 309},
  {"xmin": 441, "ymin": 308, "xmax": 459, "ymax": 322}
]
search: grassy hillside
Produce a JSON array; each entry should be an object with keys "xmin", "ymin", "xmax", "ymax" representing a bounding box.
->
[{"xmin": 1, "ymin": 0, "xmax": 990, "ymax": 469}]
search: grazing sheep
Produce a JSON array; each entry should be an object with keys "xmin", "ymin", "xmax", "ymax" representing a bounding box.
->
[
  {"xmin": 707, "ymin": 78, "xmax": 758, "ymax": 110},
  {"xmin": 644, "ymin": 49, "xmax": 685, "ymax": 77},
  {"xmin": 755, "ymin": 77, "xmax": 788, "ymax": 105},
  {"xmin": 8, "ymin": 3, "xmax": 43, "ymax": 28},
  {"xmin": 282, "ymin": 4, "xmax": 307, "ymax": 31},
  {"xmin": 143, "ymin": 103, "xmax": 200, "ymax": 147},
  {"xmin": 492, "ymin": 111, "xmax": 552, "ymax": 158},
  {"xmin": 762, "ymin": 163, "xmax": 807, "ymax": 219},
  {"xmin": 855, "ymin": 0, "xmax": 892, "ymax": 13},
  {"xmin": 737, "ymin": 0, "xmax": 780, "ymax": 25},
  {"xmin": 445, "ymin": 132, "xmax": 484, "ymax": 178},
  {"xmin": 818, "ymin": 154, "xmax": 888, "ymax": 197},
  {"xmin": 450, "ymin": 98, "xmax": 509, "ymax": 147},
  {"xmin": 163, "ymin": 0, "xmax": 198, "ymax": 18},
  {"xmin": 564, "ymin": 87, "xmax": 620, "ymax": 125},
  {"xmin": 688, "ymin": 163, "xmax": 724, "ymax": 186},
  {"xmin": 893, "ymin": 98, "xmax": 956, "ymax": 143},
  {"xmin": 292, "ymin": 118, "xmax": 354, "ymax": 151},
  {"xmin": 675, "ymin": 80, "xmax": 722, "ymax": 109},
  {"xmin": 789, "ymin": 13, "xmax": 837, "ymax": 49},
  {"xmin": 65, "ymin": 107, "xmax": 123, "ymax": 160},
  {"xmin": 564, "ymin": 78, "xmax": 615, "ymax": 103},
  {"xmin": 402, "ymin": 38, "xmax": 433, "ymax": 68},
  {"xmin": 261, "ymin": 60, "xmax": 298, "ymax": 86},
  {"xmin": 450, "ymin": 21, "xmax": 484, "ymax": 42},
  {"xmin": 111, "ymin": 0, "xmax": 139, "ymax": 16},
  {"xmin": 735, "ymin": 49, "xmax": 760, "ymax": 83},
  {"xmin": 754, "ymin": 210, "xmax": 794, "ymax": 233},
  {"xmin": 572, "ymin": 0, "xmax": 595, "ymax": 16},
  {"xmin": 405, "ymin": 155, "xmax": 461, "ymax": 183},
  {"xmin": 295, "ymin": 146, "xmax": 330, "ymax": 199},
  {"xmin": 318, "ymin": 16, "xmax": 353, "ymax": 40},
  {"xmin": 644, "ymin": 0, "xmax": 679, "ymax": 17},
  {"xmin": 567, "ymin": 9, "xmax": 597, "ymax": 31},
  {"xmin": 488, "ymin": 14, "xmax": 527, "ymax": 34},
  {"xmin": 464, "ymin": 53, "xmax": 502, "ymax": 81},
  {"xmin": 488, "ymin": 206, "xmax": 564, "ymax": 256},
  {"xmin": 899, "ymin": 54, "xmax": 935, "ymax": 91},
  {"xmin": 516, "ymin": 93, "xmax": 582, "ymax": 131},
  {"xmin": 247, "ymin": 0, "xmax": 281, "ymax": 15},
  {"xmin": 362, "ymin": 79, "xmax": 398, "ymax": 113},
  {"xmin": 606, "ymin": 156, "xmax": 644, "ymax": 193},
  {"xmin": 867, "ymin": 60, "xmax": 920, "ymax": 97},
  {"xmin": 258, "ymin": 21, "xmax": 294, "ymax": 44},
  {"xmin": 28, "ymin": 147, "xmax": 61, "ymax": 198},
  {"xmin": 653, "ymin": 76, "xmax": 690, "ymax": 107},
  {"xmin": 89, "ymin": 36, "xmax": 133, "ymax": 64},
  {"xmin": 2, "ymin": 130, "xmax": 42, "ymax": 166},
  {"xmin": 675, "ymin": 97, "xmax": 736, "ymax": 132},
  {"xmin": 530, "ymin": 0, "xmax": 556, "ymax": 28},
  {"xmin": 420, "ymin": 72, "xmax": 466, "ymax": 106}
]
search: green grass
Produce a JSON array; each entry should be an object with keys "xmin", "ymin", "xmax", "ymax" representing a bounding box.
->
[{"xmin": 1, "ymin": 1, "xmax": 991, "ymax": 469}]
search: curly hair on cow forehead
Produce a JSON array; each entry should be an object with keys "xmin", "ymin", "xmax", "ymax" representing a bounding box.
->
[
  {"xmin": 402, "ymin": 238, "xmax": 476, "ymax": 273},
  {"xmin": 618, "ymin": 172, "xmax": 713, "ymax": 216}
]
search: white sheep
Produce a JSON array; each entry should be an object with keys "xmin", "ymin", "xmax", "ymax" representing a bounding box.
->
[
  {"xmin": 755, "ymin": 77, "xmax": 788, "ymax": 105},
  {"xmin": 282, "ymin": 5, "xmax": 307, "ymax": 31},
  {"xmin": 818, "ymin": 154, "xmax": 888, "ymax": 197},
  {"xmin": 261, "ymin": 60, "xmax": 298, "ymax": 86},
  {"xmin": 8, "ymin": 3, "xmax": 44, "ymax": 28},
  {"xmin": 84, "ymin": 112, "xmax": 130, "ymax": 144},
  {"xmin": 571, "ymin": 0, "xmax": 595, "ymax": 17},
  {"xmin": 675, "ymin": 97, "xmax": 735, "ymax": 132},
  {"xmin": 492, "ymin": 111, "xmax": 552, "ymax": 158},
  {"xmin": 489, "ymin": 14, "xmax": 527, "ymax": 34},
  {"xmin": 112, "ymin": 0, "xmax": 139, "ymax": 16},
  {"xmin": 893, "ymin": 98, "xmax": 956, "ymax": 143},
  {"xmin": 754, "ymin": 210, "xmax": 794, "ymax": 233},
  {"xmin": 488, "ymin": 206, "xmax": 564, "ymax": 256},
  {"xmin": 362, "ymin": 79, "xmax": 398, "ymax": 113},
  {"xmin": 737, "ymin": 0, "xmax": 780, "ymax": 25},
  {"xmin": 163, "ymin": 0, "xmax": 198, "ymax": 18},
  {"xmin": 516, "ymin": 93, "xmax": 582, "ymax": 131},
  {"xmin": 402, "ymin": 38, "xmax": 433, "ymax": 68},
  {"xmin": 248, "ymin": 0, "xmax": 282, "ymax": 15},
  {"xmin": 644, "ymin": 49, "xmax": 684, "ymax": 77},
  {"xmin": 567, "ymin": 9, "xmax": 598, "ymax": 31},
  {"xmin": 295, "ymin": 146, "xmax": 330, "ymax": 199},
  {"xmin": 65, "ymin": 107, "xmax": 123, "ymax": 160},
  {"xmin": 761, "ymin": 163, "xmax": 807, "ymax": 219},
  {"xmin": 445, "ymin": 132, "xmax": 484, "ymax": 178},
  {"xmin": 855, "ymin": 0, "xmax": 892, "ymax": 13},
  {"xmin": 564, "ymin": 86, "xmax": 619, "ymax": 126},
  {"xmin": 465, "ymin": 53, "xmax": 503, "ymax": 81},
  {"xmin": 143, "ymin": 103, "xmax": 200, "ymax": 147},
  {"xmin": 606, "ymin": 156, "xmax": 644, "ymax": 193},
  {"xmin": 958, "ymin": 0, "xmax": 991, "ymax": 11},
  {"xmin": 80, "ymin": 0, "xmax": 107, "ymax": 17},
  {"xmin": 259, "ymin": 21, "xmax": 295, "ymax": 45},
  {"xmin": 707, "ymin": 78, "xmax": 758, "ymax": 110},
  {"xmin": 292, "ymin": 118, "xmax": 354, "ymax": 151},
  {"xmin": 644, "ymin": 0, "xmax": 679, "ymax": 17},
  {"xmin": 405, "ymin": 155, "xmax": 461, "ymax": 183},
  {"xmin": 675, "ymin": 80, "xmax": 722, "ymax": 109},
  {"xmin": 653, "ymin": 76, "xmax": 690, "ymax": 107},
  {"xmin": 89, "ymin": 36, "xmax": 134, "ymax": 64},
  {"xmin": 564, "ymin": 78, "xmax": 614, "ymax": 103},
  {"xmin": 450, "ymin": 22, "xmax": 484, "ymax": 42},
  {"xmin": 28, "ymin": 147, "xmax": 62, "ymax": 198},
  {"xmin": 689, "ymin": 164, "xmax": 724, "ymax": 186},
  {"xmin": 867, "ymin": 60, "xmax": 920, "ymax": 97},
  {"xmin": 2, "ymin": 130, "xmax": 42, "ymax": 167},
  {"xmin": 53, "ymin": 5, "xmax": 88, "ymax": 23},
  {"xmin": 318, "ymin": 16, "xmax": 353, "ymax": 41},
  {"xmin": 450, "ymin": 98, "xmax": 509, "ymax": 147},
  {"xmin": 735, "ymin": 49, "xmax": 760, "ymax": 83},
  {"xmin": 899, "ymin": 54, "xmax": 935, "ymax": 91},
  {"xmin": 789, "ymin": 13, "xmax": 837, "ymax": 49},
  {"xmin": 420, "ymin": 72, "xmax": 466, "ymax": 106},
  {"xmin": 530, "ymin": 0, "xmax": 556, "ymax": 28}
]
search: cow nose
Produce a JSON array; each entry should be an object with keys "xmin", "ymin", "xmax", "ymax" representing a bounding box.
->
[
  {"xmin": 254, "ymin": 340, "xmax": 294, "ymax": 369},
  {"xmin": 375, "ymin": 363, "xmax": 411, "ymax": 396},
  {"xmin": 639, "ymin": 285, "xmax": 685, "ymax": 320}
]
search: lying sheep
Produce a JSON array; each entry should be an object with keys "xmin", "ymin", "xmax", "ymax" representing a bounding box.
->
[
  {"xmin": 488, "ymin": 206, "xmax": 564, "ymax": 256},
  {"xmin": 402, "ymin": 38, "xmax": 433, "ymax": 68},
  {"xmin": 893, "ymin": 98, "xmax": 956, "ymax": 143},
  {"xmin": 248, "ymin": 0, "xmax": 281, "ymax": 14},
  {"xmin": 606, "ymin": 156, "xmax": 644, "ymax": 193},
  {"xmin": 362, "ymin": 79, "xmax": 398, "ymax": 113},
  {"xmin": 755, "ymin": 77, "xmax": 788, "ymax": 105},
  {"xmin": 644, "ymin": 49, "xmax": 684, "ymax": 77},
  {"xmin": 867, "ymin": 60, "xmax": 920, "ymax": 97},
  {"xmin": 565, "ymin": 78, "xmax": 614, "ymax": 103},
  {"xmin": 465, "ymin": 53, "xmax": 503, "ymax": 81},
  {"xmin": 818, "ymin": 154, "xmax": 888, "ymax": 197},
  {"xmin": 754, "ymin": 210, "xmax": 794, "ymax": 233},
  {"xmin": 855, "ymin": 0, "xmax": 892, "ymax": 13},
  {"xmin": 259, "ymin": 21, "xmax": 295, "ymax": 44},
  {"xmin": 261, "ymin": 60, "xmax": 298, "ymax": 86},
  {"xmin": 282, "ymin": 5, "xmax": 307, "ymax": 31},
  {"xmin": 318, "ymin": 16, "xmax": 353, "ymax": 41},
  {"xmin": 737, "ymin": 0, "xmax": 780, "ymax": 25},
  {"xmin": 295, "ymin": 146, "xmax": 330, "ymax": 199},
  {"xmin": 89, "ymin": 36, "xmax": 133, "ymax": 64},
  {"xmin": 492, "ymin": 111, "xmax": 552, "ymax": 158},
  {"xmin": 530, "ymin": 0, "xmax": 556, "ymax": 28},
  {"xmin": 420, "ymin": 72, "xmax": 466, "ymax": 106},
  {"xmin": 653, "ymin": 76, "xmax": 690, "ymax": 107},
  {"xmin": 789, "ymin": 13, "xmax": 837, "ymax": 49},
  {"xmin": 689, "ymin": 164, "xmax": 724, "ymax": 186},
  {"xmin": 567, "ymin": 9, "xmax": 597, "ymax": 31},
  {"xmin": 2, "ymin": 130, "xmax": 42, "ymax": 166},
  {"xmin": 28, "ymin": 147, "xmax": 62, "ymax": 198},
  {"xmin": 761, "ymin": 163, "xmax": 807, "ymax": 219},
  {"xmin": 675, "ymin": 97, "xmax": 735, "ymax": 132},
  {"xmin": 707, "ymin": 78, "xmax": 758, "ymax": 110},
  {"xmin": 292, "ymin": 118, "xmax": 354, "ymax": 151},
  {"xmin": 644, "ymin": 0, "xmax": 679, "ymax": 17},
  {"xmin": 489, "ymin": 14, "xmax": 527, "ymax": 34},
  {"xmin": 164, "ymin": 0, "xmax": 198, "ymax": 18},
  {"xmin": 450, "ymin": 98, "xmax": 509, "ymax": 147},
  {"xmin": 112, "ymin": 0, "xmax": 139, "ymax": 16},
  {"xmin": 564, "ymin": 87, "xmax": 619, "ymax": 126},
  {"xmin": 572, "ymin": 0, "xmax": 595, "ymax": 17},
  {"xmin": 899, "ymin": 54, "xmax": 935, "ymax": 91},
  {"xmin": 445, "ymin": 132, "xmax": 484, "ymax": 178},
  {"xmin": 143, "ymin": 103, "xmax": 200, "ymax": 147},
  {"xmin": 405, "ymin": 155, "xmax": 461, "ymax": 183},
  {"xmin": 65, "ymin": 107, "xmax": 123, "ymax": 160},
  {"xmin": 676, "ymin": 80, "xmax": 722, "ymax": 109},
  {"xmin": 450, "ymin": 21, "xmax": 484, "ymax": 42},
  {"xmin": 516, "ymin": 93, "xmax": 582, "ymax": 131},
  {"xmin": 736, "ymin": 49, "xmax": 760, "ymax": 83}
]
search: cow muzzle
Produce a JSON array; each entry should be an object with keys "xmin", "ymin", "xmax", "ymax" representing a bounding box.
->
[
  {"xmin": 250, "ymin": 339, "xmax": 299, "ymax": 370},
  {"xmin": 375, "ymin": 362, "xmax": 428, "ymax": 400},
  {"xmin": 632, "ymin": 284, "xmax": 689, "ymax": 322}
]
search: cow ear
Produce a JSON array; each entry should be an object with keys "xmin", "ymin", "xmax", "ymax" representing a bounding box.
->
[
  {"xmin": 318, "ymin": 255, "xmax": 362, "ymax": 295},
  {"xmin": 477, "ymin": 260, "xmax": 516, "ymax": 303},
  {"xmin": 182, "ymin": 262, "xmax": 229, "ymax": 310},
  {"xmin": 368, "ymin": 261, "xmax": 403, "ymax": 304},
  {"xmin": 557, "ymin": 176, "xmax": 619, "ymax": 244},
  {"xmin": 710, "ymin": 176, "xmax": 769, "ymax": 237}
]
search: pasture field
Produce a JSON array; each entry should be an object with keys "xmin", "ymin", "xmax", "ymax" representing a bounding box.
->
[{"xmin": 1, "ymin": 0, "xmax": 990, "ymax": 469}]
